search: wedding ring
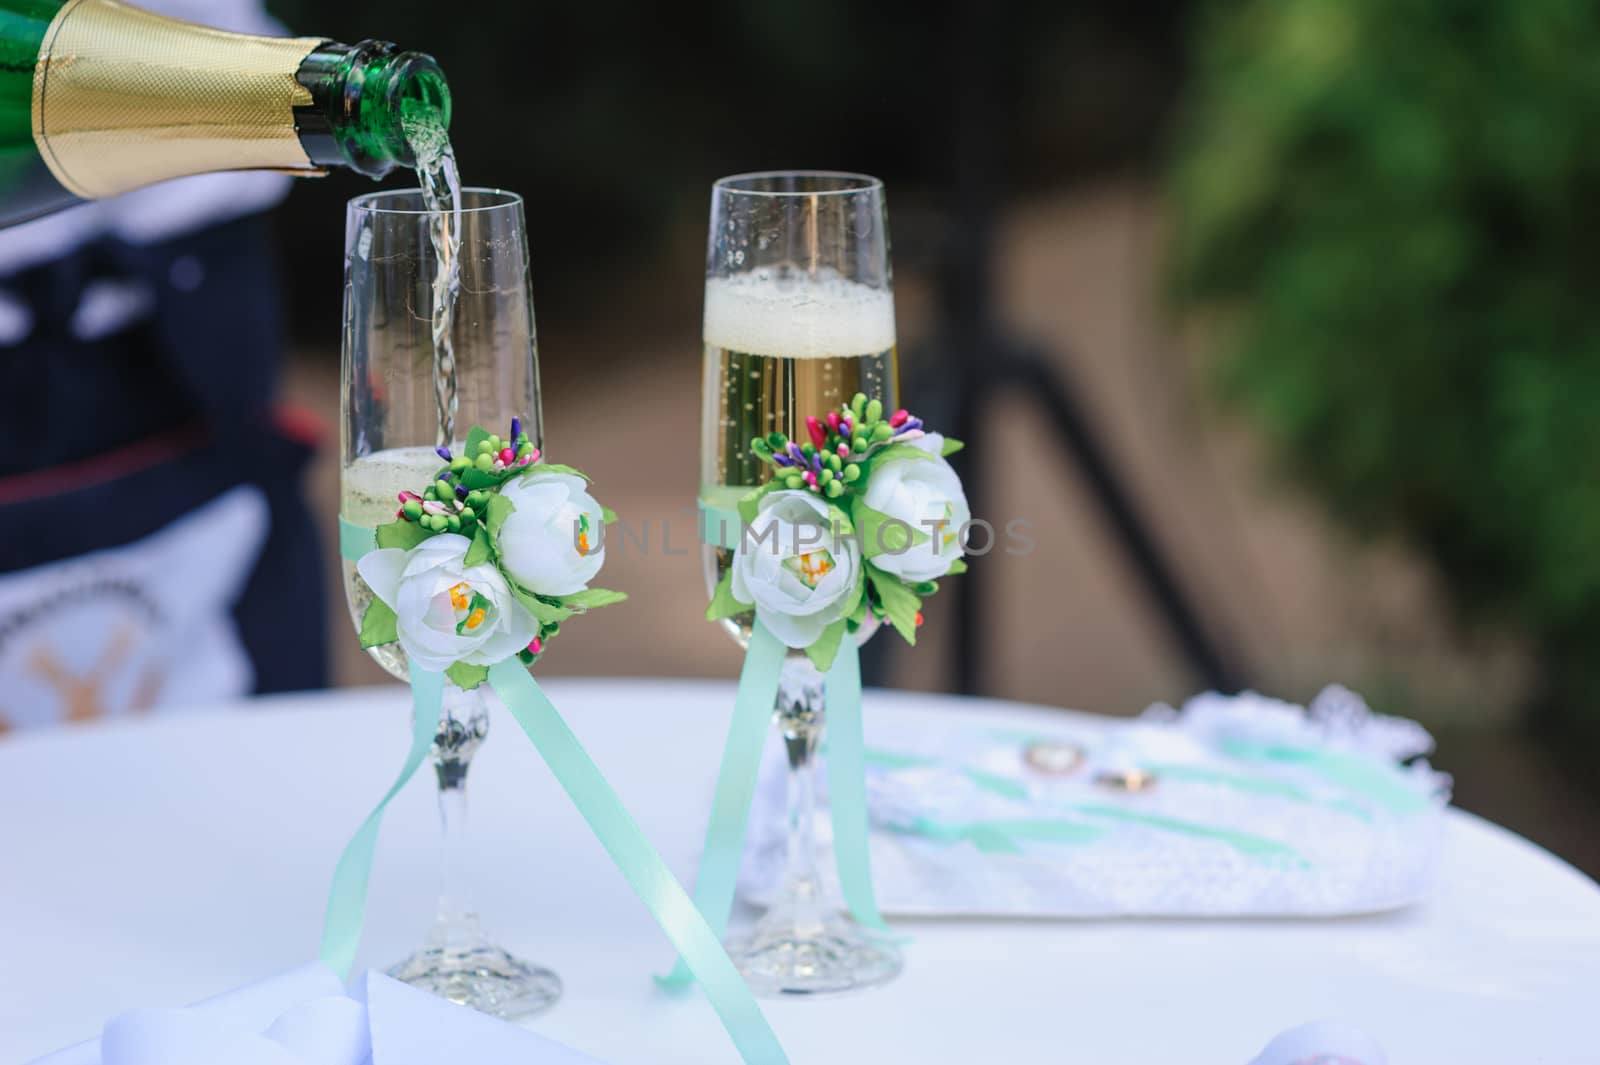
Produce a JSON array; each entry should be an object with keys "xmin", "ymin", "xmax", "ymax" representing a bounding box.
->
[
  {"xmin": 1023, "ymin": 741, "xmax": 1086, "ymax": 776},
  {"xmin": 1094, "ymin": 768, "xmax": 1157, "ymax": 792}
]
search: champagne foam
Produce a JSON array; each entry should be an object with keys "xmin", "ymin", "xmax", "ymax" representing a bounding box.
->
[{"xmin": 703, "ymin": 273, "xmax": 895, "ymax": 358}]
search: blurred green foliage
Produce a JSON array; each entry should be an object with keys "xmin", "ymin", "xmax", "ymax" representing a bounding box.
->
[{"xmin": 1170, "ymin": 0, "xmax": 1600, "ymax": 729}]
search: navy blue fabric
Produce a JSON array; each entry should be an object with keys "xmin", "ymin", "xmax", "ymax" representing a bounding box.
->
[{"xmin": 0, "ymin": 213, "xmax": 328, "ymax": 694}]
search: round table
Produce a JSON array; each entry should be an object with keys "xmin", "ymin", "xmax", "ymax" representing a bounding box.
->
[{"xmin": 2, "ymin": 680, "xmax": 1596, "ymax": 1064}]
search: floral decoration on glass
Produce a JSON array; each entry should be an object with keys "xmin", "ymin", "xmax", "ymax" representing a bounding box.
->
[
  {"xmin": 356, "ymin": 416, "xmax": 626, "ymax": 691},
  {"xmin": 707, "ymin": 392, "xmax": 968, "ymax": 671}
]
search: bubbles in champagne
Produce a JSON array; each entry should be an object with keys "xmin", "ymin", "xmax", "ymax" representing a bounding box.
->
[
  {"xmin": 701, "ymin": 271, "xmax": 899, "ymax": 493},
  {"xmin": 340, "ymin": 446, "xmax": 446, "ymax": 681}
]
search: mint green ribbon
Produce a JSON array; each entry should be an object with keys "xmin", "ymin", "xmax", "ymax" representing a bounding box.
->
[
  {"xmin": 660, "ymin": 622, "xmax": 894, "ymax": 986},
  {"xmin": 864, "ymin": 747, "xmax": 1031, "ymax": 801},
  {"xmin": 319, "ymin": 665, "xmax": 441, "ymax": 977},
  {"xmin": 824, "ymin": 638, "xmax": 893, "ymax": 934},
  {"xmin": 1144, "ymin": 763, "xmax": 1374, "ymax": 823},
  {"xmin": 909, "ymin": 816, "xmax": 1103, "ymax": 854},
  {"xmin": 338, "ymin": 516, "xmax": 377, "ymax": 561},
  {"xmin": 896, "ymin": 804, "xmax": 1301, "ymax": 864},
  {"xmin": 698, "ymin": 501, "xmax": 743, "ymax": 550},
  {"xmin": 1072, "ymin": 803, "xmax": 1308, "ymax": 865},
  {"xmin": 328, "ymin": 520, "xmax": 788, "ymax": 1065},
  {"xmin": 487, "ymin": 663, "xmax": 786, "ymax": 1064},
  {"xmin": 657, "ymin": 622, "xmax": 787, "ymax": 988},
  {"xmin": 1220, "ymin": 739, "xmax": 1429, "ymax": 815},
  {"xmin": 988, "ymin": 724, "xmax": 1424, "ymax": 818}
]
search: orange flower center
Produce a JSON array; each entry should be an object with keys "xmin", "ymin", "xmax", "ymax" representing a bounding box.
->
[{"xmin": 785, "ymin": 549, "xmax": 836, "ymax": 590}]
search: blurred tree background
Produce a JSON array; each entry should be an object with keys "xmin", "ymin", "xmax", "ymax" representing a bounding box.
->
[{"xmin": 1169, "ymin": 0, "xmax": 1600, "ymax": 752}]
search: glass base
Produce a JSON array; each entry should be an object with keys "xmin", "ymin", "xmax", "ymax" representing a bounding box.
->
[
  {"xmin": 725, "ymin": 907, "xmax": 902, "ymax": 997},
  {"xmin": 387, "ymin": 942, "xmax": 562, "ymax": 1020}
]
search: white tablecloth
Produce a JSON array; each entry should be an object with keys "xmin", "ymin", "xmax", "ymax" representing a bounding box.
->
[{"xmin": 2, "ymin": 680, "xmax": 1596, "ymax": 1065}]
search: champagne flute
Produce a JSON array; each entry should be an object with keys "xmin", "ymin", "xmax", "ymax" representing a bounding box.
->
[
  {"xmin": 699, "ymin": 171, "xmax": 903, "ymax": 995},
  {"xmin": 340, "ymin": 187, "xmax": 557, "ymax": 1018}
]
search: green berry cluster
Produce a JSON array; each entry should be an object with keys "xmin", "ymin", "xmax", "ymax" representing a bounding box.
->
[
  {"xmin": 750, "ymin": 392, "xmax": 918, "ymax": 500},
  {"xmin": 397, "ymin": 426, "xmax": 539, "ymax": 533}
]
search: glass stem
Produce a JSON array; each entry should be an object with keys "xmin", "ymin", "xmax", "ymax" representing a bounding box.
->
[
  {"xmin": 774, "ymin": 658, "xmax": 827, "ymax": 935},
  {"xmin": 427, "ymin": 683, "xmax": 490, "ymax": 951}
]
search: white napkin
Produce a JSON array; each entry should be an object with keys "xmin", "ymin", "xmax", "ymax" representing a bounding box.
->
[
  {"xmin": 28, "ymin": 963, "xmax": 604, "ymax": 1065},
  {"xmin": 362, "ymin": 968, "xmax": 599, "ymax": 1065}
]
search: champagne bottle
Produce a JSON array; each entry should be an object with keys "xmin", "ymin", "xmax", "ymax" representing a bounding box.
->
[{"xmin": 0, "ymin": 0, "xmax": 450, "ymax": 227}]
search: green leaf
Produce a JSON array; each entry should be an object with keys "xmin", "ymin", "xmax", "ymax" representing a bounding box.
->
[
  {"xmin": 464, "ymin": 425, "xmax": 490, "ymax": 458},
  {"xmin": 529, "ymin": 462, "xmax": 591, "ymax": 481},
  {"xmin": 601, "ymin": 505, "xmax": 619, "ymax": 525},
  {"xmin": 946, "ymin": 558, "xmax": 968, "ymax": 575},
  {"xmin": 463, "ymin": 523, "xmax": 492, "ymax": 567},
  {"xmin": 358, "ymin": 598, "xmax": 399, "ymax": 648},
  {"xmin": 459, "ymin": 467, "xmax": 502, "ymax": 490},
  {"xmin": 839, "ymin": 563, "xmax": 866, "ymax": 621},
  {"xmin": 867, "ymin": 564, "xmax": 922, "ymax": 644},
  {"xmin": 509, "ymin": 583, "xmax": 576, "ymax": 627},
  {"xmin": 375, "ymin": 518, "xmax": 431, "ymax": 551},
  {"xmin": 485, "ymin": 491, "xmax": 515, "ymax": 539},
  {"xmin": 556, "ymin": 587, "xmax": 628, "ymax": 610},
  {"xmin": 805, "ymin": 619, "xmax": 847, "ymax": 672},
  {"xmin": 706, "ymin": 569, "xmax": 752, "ymax": 621},
  {"xmin": 940, "ymin": 436, "xmax": 965, "ymax": 457},
  {"xmin": 826, "ymin": 502, "xmax": 855, "ymax": 537},
  {"xmin": 737, "ymin": 481, "xmax": 782, "ymax": 525},
  {"xmin": 853, "ymin": 499, "xmax": 930, "ymax": 558},
  {"xmin": 867, "ymin": 443, "xmax": 935, "ymax": 468},
  {"xmin": 445, "ymin": 661, "xmax": 490, "ymax": 690}
]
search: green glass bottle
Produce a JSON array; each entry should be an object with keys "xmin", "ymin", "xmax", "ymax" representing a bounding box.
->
[{"xmin": 0, "ymin": 0, "xmax": 450, "ymax": 228}]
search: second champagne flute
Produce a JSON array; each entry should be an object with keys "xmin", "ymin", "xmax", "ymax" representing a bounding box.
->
[{"xmin": 699, "ymin": 171, "xmax": 903, "ymax": 995}]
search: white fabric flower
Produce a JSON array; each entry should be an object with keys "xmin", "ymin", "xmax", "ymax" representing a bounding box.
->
[
  {"xmin": 862, "ymin": 439, "xmax": 969, "ymax": 581},
  {"xmin": 358, "ymin": 534, "xmax": 537, "ymax": 672},
  {"xmin": 732, "ymin": 489, "xmax": 860, "ymax": 648},
  {"xmin": 495, "ymin": 471, "xmax": 606, "ymax": 596}
]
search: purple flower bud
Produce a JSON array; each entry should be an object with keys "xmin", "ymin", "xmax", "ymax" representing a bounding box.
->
[
  {"xmin": 456, "ymin": 483, "xmax": 469, "ymax": 499},
  {"xmin": 511, "ymin": 416, "xmax": 522, "ymax": 441},
  {"xmin": 774, "ymin": 454, "xmax": 794, "ymax": 467},
  {"xmin": 788, "ymin": 442, "xmax": 807, "ymax": 465},
  {"xmin": 435, "ymin": 446, "xmax": 452, "ymax": 461}
]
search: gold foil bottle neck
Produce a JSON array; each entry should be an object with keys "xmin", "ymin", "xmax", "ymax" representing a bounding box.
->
[{"xmin": 31, "ymin": 0, "xmax": 325, "ymax": 200}]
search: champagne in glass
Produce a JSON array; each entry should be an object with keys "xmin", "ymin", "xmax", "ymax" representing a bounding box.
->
[
  {"xmin": 698, "ymin": 171, "xmax": 903, "ymax": 995},
  {"xmin": 340, "ymin": 445, "xmax": 450, "ymax": 679},
  {"xmin": 700, "ymin": 269, "xmax": 898, "ymax": 644},
  {"xmin": 340, "ymin": 186, "xmax": 554, "ymax": 1019}
]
